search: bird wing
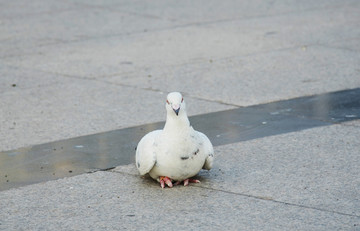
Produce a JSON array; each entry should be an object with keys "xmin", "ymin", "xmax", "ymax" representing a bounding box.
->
[
  {"xmin": 196, "ymin": 131, "xmax": 214, "ymax": 170},
  {"xmin": 135, "ymin": 130, "xmax": 162, "ymax": 175}
]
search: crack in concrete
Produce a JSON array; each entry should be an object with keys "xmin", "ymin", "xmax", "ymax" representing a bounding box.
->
[
  {"xmin": 107, "ymin": 169, "xmax": 360, "ymax": 219},
  {"xmin": 194, "ymin": 185, "xmax": 360, "ymax": 219}
]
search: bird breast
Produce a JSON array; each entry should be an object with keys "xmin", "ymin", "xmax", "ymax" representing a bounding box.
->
[{"xmin": 149, "ymin": 132, "xmax": 206, "ymax": 181}]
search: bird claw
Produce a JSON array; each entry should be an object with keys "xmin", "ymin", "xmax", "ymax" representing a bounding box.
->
[
  {"xmin": 184, "ymin": 179, "xmax": 189, "ymax": 186},
  {"xmin": 160, "ymin": 177, "xmax": 200, "ymax": 188},
  {"xmin": 176, "ymin": 179, "xmax": 201, "ymax": 186},
  {"xmin": 159, "ymin": 176, "xmax": 173, "ymax": 188}
]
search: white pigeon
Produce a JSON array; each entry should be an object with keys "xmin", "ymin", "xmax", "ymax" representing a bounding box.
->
[{"xmin": 135, "ymin": 92, "xmax": 214, "ymax": 188}]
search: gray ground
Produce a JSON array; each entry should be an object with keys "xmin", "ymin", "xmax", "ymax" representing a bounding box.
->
[{"xmin": 0, "ymin": 0, "xmax": 359, "ymax": 230}]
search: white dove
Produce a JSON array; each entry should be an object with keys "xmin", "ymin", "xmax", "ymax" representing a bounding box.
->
[{"xmin": 135, "ymin": 92, "xmax": 214, "ymax": 188}]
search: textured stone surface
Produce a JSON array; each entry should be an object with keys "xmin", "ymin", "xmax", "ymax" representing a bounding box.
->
[
  {"xmin": 1, "ymin": 0, "xmax": 360, "ymax": 230},
  {"xmin": 1, "ymin": 0, "xmax": 359, "ymax": 151}
]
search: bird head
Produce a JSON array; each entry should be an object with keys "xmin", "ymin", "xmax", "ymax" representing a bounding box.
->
[{"xmin": 166, "ymin": 92, "xmax": 185, "ymax": 116}]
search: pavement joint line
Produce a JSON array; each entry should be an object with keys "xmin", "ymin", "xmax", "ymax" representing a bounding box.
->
[
  {"xmin": 340, "ymin": 123, "xmax": 360, "ymax": 128},
  {"xmin": 81, "ymin": 161, "xmax": 360, "ymax": 219},
  {"xmin": 67, "ymin": 1, "xmax": 128, "ymax": 12},
  {"xmin": 90, "ymin": 168, "xmax": 360, "ymax": 218},
  {"xmin": 90, "ymin": 167, "xmax": 117, "ymax": 173},
  {"xmin": 103, "ymin": 168, "xmax": 360, "ymax": 219},
  {"xmin": 113, "ymin": 9, "xmax": 167, "ymax": 21},
  {"xmin": 193, "ymin": 185, "xmax": 360, "ymax": 219},
  {"xmin": 87, "ymin": 169, "xmax": 360, "ymax": 219},
  {"xmin": 0, "ymin": 64, "xmax": 245, "ymax": 108},
  {"xmin": 314, "ymin": 42, "xmax": 360, "ymax": 54},
  {"xmin": 181, "ymin": 94, "xmax": 241, "ymax": 108},
  {"xmin": 108, "ymin": 169, "xmax": 138, "ymax": 177}
]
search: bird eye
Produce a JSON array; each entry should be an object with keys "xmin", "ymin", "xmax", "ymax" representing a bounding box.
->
[
  {"xmin": 181, "ymin": 97, "xmax": 183, "ymax": 103},
  {"xmin": 166, "ymin": 100, "xmax": 170, "ymax": 104}
]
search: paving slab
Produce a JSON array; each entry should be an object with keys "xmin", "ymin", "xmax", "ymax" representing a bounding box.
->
[
  {"xmin": 0, "ymin": 4, "xmax": 175, "ymax": 58},
  {"xmin": 107, "ymin": 45, "xmax": 360, "ymax": 106},
  {"xmin": 3, "ymin": 0, "xmax": 357, "ymax": 58},
  {"xmin": 3, "ymin": 3, "xmax": 359, "ymax": 75}
]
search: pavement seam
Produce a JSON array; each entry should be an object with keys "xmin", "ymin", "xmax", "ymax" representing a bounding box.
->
[
  {"xmin": 108, "ymin": 169, "xmax": 138, "ymax": 177},
  {"xmin": 106, "ymin": 169, "xmax": 360, "ymax": 218},
  {"xmin": 340, "ymin": 122, "xmax": 360, "ymax": 128},
  {"xmin": 314, "ymin": 42, "xmax": 360, "ymax": 54},
  {"xmin": 1, "ymin": 63, "xmax": 241, "ymax": 108},
  {"xmin": 193, "ymin": 185, "xmax": 360, "ymax": 219}
]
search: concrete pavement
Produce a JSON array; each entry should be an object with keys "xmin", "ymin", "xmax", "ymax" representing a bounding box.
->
[{"xmin": 0, "ymin": 0, "xmax": 359, "ymax": 230}]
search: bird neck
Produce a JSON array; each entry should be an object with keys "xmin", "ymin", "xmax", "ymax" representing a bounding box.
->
[{"xmin": 163, "ymin": 112, "xmax": 190, "ymax": 133}]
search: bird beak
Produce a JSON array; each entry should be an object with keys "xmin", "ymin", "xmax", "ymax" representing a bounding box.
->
[{"xmin": 172, "ymin": 105, "xmax": 180, "ymax": 116}]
